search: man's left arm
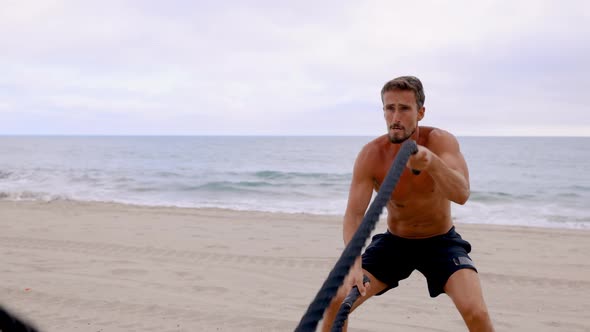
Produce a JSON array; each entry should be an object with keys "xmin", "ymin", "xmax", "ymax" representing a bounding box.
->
[{"xmin": 408, "ymin": 130, "xmax": 470, "ymax": 204}]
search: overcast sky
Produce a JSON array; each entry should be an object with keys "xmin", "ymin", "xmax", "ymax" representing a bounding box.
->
[{"xmin": 1, "ymin": 0, "xmax": 589, "ymax": 136}]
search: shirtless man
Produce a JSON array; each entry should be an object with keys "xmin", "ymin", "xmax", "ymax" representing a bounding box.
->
[{"xmin": 321, "ymin": 76, "xmax": 494, "ymax": 331}]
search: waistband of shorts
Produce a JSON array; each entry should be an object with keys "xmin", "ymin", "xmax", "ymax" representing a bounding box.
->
[{"xmin": 385, "ymin": 225, "xmax": 456, "ymax": 241}]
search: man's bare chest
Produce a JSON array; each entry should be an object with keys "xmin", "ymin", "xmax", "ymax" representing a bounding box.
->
[{"xmin": 372, "ymin": 165, "xmax": 436, "ymax": 203}]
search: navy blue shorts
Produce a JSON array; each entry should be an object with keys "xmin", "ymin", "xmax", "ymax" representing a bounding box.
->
[{"xmin": 362, "ymin": 226, "xmax": 477, "ymax": 298}]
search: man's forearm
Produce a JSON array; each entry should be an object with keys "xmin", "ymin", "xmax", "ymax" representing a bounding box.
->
[
  {"xmin": 343, "ymin": 215, "xmax": 364, "ymax": 269},
  {"xmin": 343, "ymin": 214, "xmax": 363, "ymax": 245},
  {"xmin": 427, "ymin": 154, "xmax": 470, "ymax": 204}
]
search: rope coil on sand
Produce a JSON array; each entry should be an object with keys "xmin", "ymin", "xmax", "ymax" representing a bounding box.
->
[{"xmin": 295, "ymin": 139, "xmax": 419, "ymax": 331}]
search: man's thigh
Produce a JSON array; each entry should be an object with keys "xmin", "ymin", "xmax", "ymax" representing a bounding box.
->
[
  {"xmin": 444, "ymin": 268, "xmax": 487, "ymax": 312},
  {"xmin": 350, "ymin": 269, "xmax": 390, "ymax": 311}
]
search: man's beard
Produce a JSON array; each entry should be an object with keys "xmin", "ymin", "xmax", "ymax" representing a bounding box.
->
[{"xmin": 388, "ymin": 126, "xmax": 416, "ymax": 144}]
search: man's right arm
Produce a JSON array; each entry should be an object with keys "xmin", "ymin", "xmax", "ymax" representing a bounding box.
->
[{"xmin": 342, "ymin": 146, "xmax": 374, "ymax": 295}]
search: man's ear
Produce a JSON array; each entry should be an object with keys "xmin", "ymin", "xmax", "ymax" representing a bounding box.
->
[{"xmin": 417, "ymin": 107, "xmax": 425, "ymax": 121}]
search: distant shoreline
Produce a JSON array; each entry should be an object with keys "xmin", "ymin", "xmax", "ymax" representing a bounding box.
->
[
  {"xmin": 0, "ymin": 199, "xmax": 586, "ymax": 231},
  {"xmin": 1, "ymin": 135, "xmax": 589, "ymax": 138}
]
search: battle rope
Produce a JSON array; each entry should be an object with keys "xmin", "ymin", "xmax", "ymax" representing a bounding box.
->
[
  {"xmin": 0, "ymin": 305, "xmax": 40, "ymax": 332},
  {"xmin": 330, "ymin": 274, "xmax": 370, "ymax": 332},
  {"xmin": 294, "ymin": 139, "xmax": 419, "ymax": 331}
]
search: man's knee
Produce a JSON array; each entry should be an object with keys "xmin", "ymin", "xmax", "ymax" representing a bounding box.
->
[{"xmin": 460, "ymin": 303, "xmax": 490, "ymax": 325}]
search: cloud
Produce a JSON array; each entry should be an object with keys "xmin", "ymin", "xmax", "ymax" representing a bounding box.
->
[{"xmin": 1, "ymin": 0, "xmax": 588, "ymax": 135}]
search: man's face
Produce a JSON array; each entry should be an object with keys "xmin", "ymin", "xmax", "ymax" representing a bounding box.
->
[{"xmin": 382, "ymin": 89, "xmax": 424, "ymax": 143}]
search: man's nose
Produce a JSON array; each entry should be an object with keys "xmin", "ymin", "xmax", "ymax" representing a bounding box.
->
[
  {"xmin": 391, "ymin": 112, "xmax": 402, "ymax": 123},
  {"xmin": 390, "ymin": 120, "xmax": 401, "ymax": 128}
]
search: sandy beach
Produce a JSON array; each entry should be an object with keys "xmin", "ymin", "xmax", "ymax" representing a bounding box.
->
[{"xmin": 1, "ymin": 200, "xmax": 589, "ymax": 331}]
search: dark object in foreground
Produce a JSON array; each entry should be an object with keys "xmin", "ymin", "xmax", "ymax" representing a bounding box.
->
[{"xmin": 0, "ymin": 305, "xmax": 40, "ymax": 332}]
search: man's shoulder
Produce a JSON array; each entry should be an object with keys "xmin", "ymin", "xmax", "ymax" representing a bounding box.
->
[
  {"xmin": 362, "ymin": 135, "xmax": 389, "ymax": 154},
  {"xmin": 421, "ymin": 126, "xmax": 457, "ymax": 143},
  {"xmin": 420, "ymin": 126, "xmax": 460, "ymax": 152},
  {"xmin": 354, "ymin": 135, "xmax": 389, "ymax": 164}
]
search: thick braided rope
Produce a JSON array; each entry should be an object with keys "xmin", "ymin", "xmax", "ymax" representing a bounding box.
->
[
  {"xmin": 329, "ymin": 274, "xmax": 370, "ymax": 332},
  {"xmin": 295, "ymin": 139, "xmax": 418, "ymax": 331},
  {"xmin": 0, "ymin": 305, "xmax": 40, "ymax": 332}
]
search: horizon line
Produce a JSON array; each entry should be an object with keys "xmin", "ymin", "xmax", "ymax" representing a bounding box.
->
[{"xmin": 1, "ymin": 134, "xmax": 589, "ymax": 138}]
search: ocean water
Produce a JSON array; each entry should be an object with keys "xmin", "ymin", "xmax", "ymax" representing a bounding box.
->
[{"xmin": 0, "ymin": 136, "xmax": 588, "ymax": 229}]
